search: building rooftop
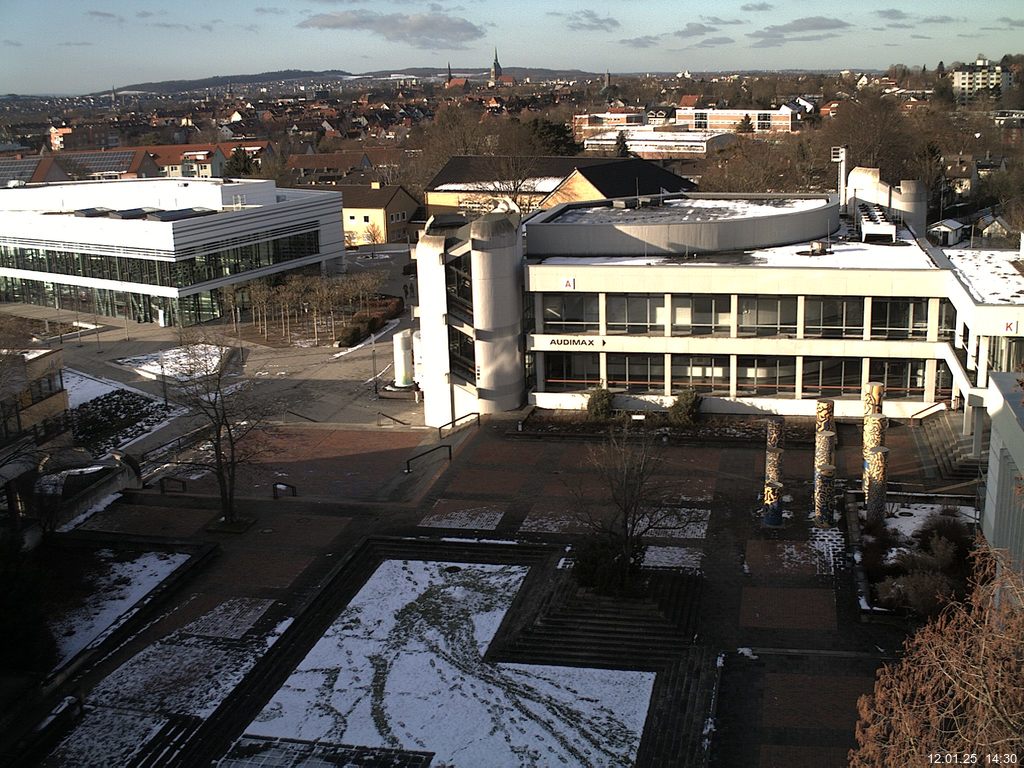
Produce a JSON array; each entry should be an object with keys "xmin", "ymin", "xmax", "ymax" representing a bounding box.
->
[
  {"xmin": 548, "ymin": 195, "xmax": 828, "ymax": 226},
  {"xmin": 945, "ymin": 249, "xmax": 1024, "ymax": 305}
]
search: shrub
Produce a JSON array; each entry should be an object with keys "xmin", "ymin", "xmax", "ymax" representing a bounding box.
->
[
  {"xmin": 667, "ymin": 388, "xmax": 702, "ymax": 427},
  {"xmin": 573, "ymin": 536, "xmax": 646, "ymax": 595},
  {"xmin": 876, "ymin": 569, "xmax": 956, "ymax": 617},
  {"xmin": 892, "ymin": 533, "xmax": 958, "ymax": 574},
  {"xmin": 587, "ymin": 388, "xmax": 615, "ymax": 421},
  {"xmin": 915, "ymin": 514, "xmax": 974, "ymax": 560},
  {"xmin": 335, "ymin": 321, "xmax": 369, "ymax": 347}
]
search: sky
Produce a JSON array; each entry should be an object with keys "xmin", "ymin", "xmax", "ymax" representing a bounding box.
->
[{"xmin": 1, "ymin": 0, "xmax": 1022, "ymax": 95}]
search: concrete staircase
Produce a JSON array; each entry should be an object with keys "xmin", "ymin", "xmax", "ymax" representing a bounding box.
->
[{"xmin": 914, "ymin": 410, "xmax": 988, "ymax": 493}]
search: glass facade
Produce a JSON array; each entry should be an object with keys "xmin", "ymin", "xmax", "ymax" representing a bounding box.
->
[
  {"xmin": 869, "ymin": 358, "xmax": 927, "ymax": 399},
  {"xmin": 802, "ymin": 357, "xmax": 863, "ymax": 397},
  {"xmin": 738, "ymin": 296, "xmax": 797, "ymax": 337},
  {"xmin": 672, "ymin": 295, "xmax": 730, "ymax": 336},
  {"xmin": 607, "ymin": 353, "xmax": 664, "ymax": 393},
  {"xmin": 804, "ymin": 296, "xmax": 865, "ymax": 338},
  {"xmin": 448, "ymin": 326, "xmax": 475, "ymax": 384},
  {"xmin": 871, "ymin": 298, "xmax": 928, "ymax": 339},
  {"xmin": 542, "ymin": 293, "xmax": 599, "ymax": 332},
  {"xmin": 736, "ymin": 356, "xmax": 797, "ymax": 396},
  {"xmin": 671, "ymin": 354, "xmax": 729, "ymax": 395},
  {"xmin": 606, "ymin": 294, "xmax": 665, "ymax": 335},
  {"xmin": 0, "ymin": 229, "xmax": 319, "ymax": 290},
  {"xmin": 544, "ymin": 352, "xmax": 600, "ymax": 391}
]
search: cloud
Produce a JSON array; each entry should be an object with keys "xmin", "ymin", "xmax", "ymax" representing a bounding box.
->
[
  {"xmin": 255, "ymin": 6, "xmax": 289, "ymax": 14},
  {"xmin": 997, "ymin": 16, "xmax": 1024, "ymax": 27},
  {"xmin": 59, "ymin": 41, "xmax": 94, "ymax": 47},
  {"xmin": 153, "ymin": 22, "xmax": 192, "ymax": 30},
  {"xmin": 910, "ymin": 34, "xmax": 932, "ymax": 39},
  {"xmin": 741, "ymin": 2, "xmax": 773, "ymax": 10},
  {"xmin": 748, "ymin": 16, "xmax": 850, "ymax": 47},
  {"xmin": 2, "ymin": 39, "xmax": 23, "ymax": 47},
  {"xmin": 298, "ymin": 10, "xmax": 486, "ymax": 48},
  {"xmin": 702, "ymin": 16, "xmax": 743, "ymax": 26},
  {"xmin": 675, "ymin": 22, "xmax": 718, "ymax": 38},
  {"xmin": 921, "ymin": 15, "xmax": 958, "ymax": 24},
  {"xmin": 619, "ymin": 35, "xmax": 662, "ymax": 48},
  {"xmin": 549, "ymin": 10, "xmax": 620, "ymax": 32},
  {"xmin": 877, "ymin": 9, "xmax": 910, "ymax": 20},
  {"xmin": 693, "ymin": 36, "xmax": 735, "ymax": 48},
  {"xmin": 85, "ymin": 10, "xmax": 123, "ymax": 23}
]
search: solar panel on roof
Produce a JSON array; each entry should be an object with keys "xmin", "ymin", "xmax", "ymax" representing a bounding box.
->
[
  {"xmin": 145, "ymin": 207, "xmax": 217, "ymax": 222},
  {"xmin": 73, "ymin": 207, "xmax": 113, "ymax": 217},
  {"xmin": 109, "ymin": 208, "xmax": 157, "ymax": 219}
]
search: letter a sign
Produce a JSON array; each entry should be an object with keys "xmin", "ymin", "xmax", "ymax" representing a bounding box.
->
[{"xmin": 563, "ymin": 278, "xmax": 576, "ymax": 290}]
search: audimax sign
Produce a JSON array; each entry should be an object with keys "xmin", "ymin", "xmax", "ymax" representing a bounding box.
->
[{"xmin": 547, "ymin": 338, "xmax": 607, "ymax": 346}]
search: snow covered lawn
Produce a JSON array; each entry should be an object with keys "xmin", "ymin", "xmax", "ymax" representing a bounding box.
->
[
  {"xmin": 419, "ymin": 500, "xmax": 506, "ymax": 530},
  {"xmin": 62, "ymin": 370, "xmax": 120, "ymax": 408},
  {"xmin": 879, "ymin": 503, "xmax": 976, "ymax": 543},
  {"xmin": 644, "ymin": 545, "xmax": 703, "ymax": 572},
  {"xmin": 47, "ymin": 549, "xmax": 189, "ymax": 670},
  {"xmin": 246, "ymin": 560, "xmax": 655, "ymax": 767},
  {"xmin": 116, "ymin": 344, "xmax": 228, "ymax": 381}
]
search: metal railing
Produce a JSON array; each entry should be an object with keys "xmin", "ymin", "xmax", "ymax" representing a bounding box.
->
[
  {"xmin": 404, "ymin": 443, "xmax": 452, "ymax": 473},
  {"xmin": 377, "ymin": 411, "xmax": 409, "ymax": 427},
  {"xmin": 437, "ymin": 412, "xmax": 480, "ymax": 440}
]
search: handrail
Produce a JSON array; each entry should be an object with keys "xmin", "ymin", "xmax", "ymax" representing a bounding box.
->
[
  {"xmin": 437, "ymin": 412, "xmax": 480, "ymax": 440},
  {"xmin": 404, "ymin": 444, "xmax": 452, "ymax": 473},
  {"xmin": 377, "ymin": 411, "xmax": 409, "ymax": 427},
  {"xmin": 908, "ymin": 400, "xmax": 949, "ymax": 424}
]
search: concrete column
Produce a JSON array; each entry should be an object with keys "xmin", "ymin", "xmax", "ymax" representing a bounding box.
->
[
  {"xmin": 794, "ymin": 356, "xmax": 804, "ymax": 400},
  {"xmin": 730, "ymin": 294, "xmax": 739, "ymax": 338},
  {"xmin": 954, "ymin": 316, "xmax": 965, "ymax": 349},
  {"xmin": 598, "ymin": 292, "xmax": 607, "ymax": 336},
  {"xmin": 977, "ymin": 335, "xmax": 990, "ymax": 389},
  {"xmin": 599, "ymin": 352, "xmax": 608, "ymax": 389},
  {"xmin": 796, "ymin": 295, "xmax": 806, "ymax": 340},
  {"xmin": 862, "ymin": 296, "xmax": 872, "ymax": 341},
  {"xmin": 963, "ymin": 403, "xmax": 974, "ymax": 436},
  {"xmin": 664, "ymin": 353, "xmax": 672, "ymax": 396},
  {"xmin": 967, "ymin": 325, "xmax": 977, "ymax": 371},
  {"xmin": 534, "ymin": 351, "xmax": 546, "ymax": 393},
  {"xmin": 924, "ymin": 359, "xmax": 938, "ymax": 404},
  {"xmin": 972, "ymin": 407, "xmax": 984, "ymax": 459},
  {"xmin": 533, "ymin": 293, "xmax": 545, "ymax": 333},
  {"xmin": 664, "ymin": 293, "xmax": 672, "ymax": 337},
  {"xmin": 729, "ymin": 354, "xmax": 738, "ymax": 398},
  {"xmin": 926, "ymin": 297, "xmax": 940, "ymax": 342},
  {"xmin": 862, "ymin": 358, "xmax": 872, "ymax": 387}
]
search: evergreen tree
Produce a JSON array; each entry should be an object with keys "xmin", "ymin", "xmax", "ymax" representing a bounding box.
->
[{"xmin": 614, "ymin": 131, "xmax": 630, "ymax": 157}]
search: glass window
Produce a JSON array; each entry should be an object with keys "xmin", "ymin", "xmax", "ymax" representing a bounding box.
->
[
  {"xmin": 541, "ymin": 293, "xmax": 599, "ymax": 332},
  {"xmin": 802, "ymin": 357, "xmax": 863, "ymax": 397},
  {"xmin": 868, "ymin": 358, "xmax": 927, "ymax": 399},
  {"xmin": 607, "ymin": 294, "xmax": 665, "ymax": 335},
  {"xmin": 804, "ymin": 296, "xmax": 864, "ymax": 338},
  {"xmin": 871, "ymin": 299, "xmax": 928, "ymax": 339},
  {"xmin": 607, "ymin": 353, "xmax": 665, "ymax": 393},
  {"xmin": 544, "ymin": 352, "xmax": 600, "ymax": 392},
  {"xmin": 672, "ymin": 294, "xmax": 730, "ymax": 336},
  {"xmin": 448, "ymin": 326, "xmax": 475, "ymax": 384},
  {"xmin": 736, "ymin": 356, "xmax": 797, "ymax": 397},
  {"xmin": 738, "ymin": 296, "xmax": 797, "ymax": 337},
  {"xmin": 671, "ymin": 354, "xmax": 730, "ymax": 395}
]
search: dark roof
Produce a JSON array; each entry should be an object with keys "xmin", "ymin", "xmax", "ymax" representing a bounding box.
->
[
  {"xmin": 338, "ymin": 184, "xmax": 417, "ymax": 209},
  {"xmin": 572, "ymin": 158, "xmax": 697, "ymax": 197},
  {"xmin": 426, "ymin": 155, "xmax": 621, "ymax": 191}
]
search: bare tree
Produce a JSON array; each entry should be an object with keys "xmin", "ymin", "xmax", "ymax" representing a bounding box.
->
[
  {"xmin": 571, "ymin": 428, "xmax": 696, "ymax": 591},
  {"xmin": 850, "ymin": 544, "xmax": 1024, "ymax": 766},
  {"xmin": 170, "ymin": 334, "xmax": 277, "ymax": 524}
]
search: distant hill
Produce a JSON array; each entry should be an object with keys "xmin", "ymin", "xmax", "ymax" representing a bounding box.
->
[
  {"xmin": 113, "ymin": 69, "xmax": 354, "ymax": 94},
  {"xmin": 113, "ymin": 66, "xmax": 601, "ymax": 94}
]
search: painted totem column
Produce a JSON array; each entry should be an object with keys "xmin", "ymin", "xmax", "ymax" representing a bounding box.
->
[
  {"xmin": 813, "ymin": 429, "xmax": 836, "ymax": 525},
  {"xmin": 763, "ymin": 481, "xmax": 784, "ymax": 527},
  {"xmin": 862, "ymin": 413, "xmax": 888, "ymax": 524},
  {"xmin": 815, "ymin": 399, "xmax": 835, "ymax": 436},
  {"xmin": 862, "ymin": 381, "xmax": 885, "ymax": 416},
  {"xmin": 865, "ymin": 446, "xmax": 889, "ymax": 521}
]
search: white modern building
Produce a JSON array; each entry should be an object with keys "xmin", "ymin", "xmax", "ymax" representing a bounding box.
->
[
  {"xmin": 983, "ymin": 372, "xmax": 1024, "ymax": 569},
  {"xmin": 583, "ymin": 128, "xmax": 736, "ymax": 159},
  {"xmin": 0, "ymin": 177, "xmax": 343, "ymax": 326},
  {"xmin": 412, "ymin": 167, "xmax": 1024, "ymax": 434}
]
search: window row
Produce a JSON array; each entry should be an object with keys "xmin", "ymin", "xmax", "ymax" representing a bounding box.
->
[
  {"xmin": 542, "ymin": 352, "xmax": 952, "ymax": 400},
  {"xmin": 0, "ymin": 230, "xmax": 320, "ymax": 289},
  {"xmin": 537, "ymin": 293, "xmax": 956, "ymax": 340}
]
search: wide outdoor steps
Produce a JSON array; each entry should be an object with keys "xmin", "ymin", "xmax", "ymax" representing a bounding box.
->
[
  {"xmin": 916, "ymin": 410, "xmax": 988, "ymax": 490},
  {"xmin": 497, "ymin": 572, "xmax": 703, "ymax": 670}
]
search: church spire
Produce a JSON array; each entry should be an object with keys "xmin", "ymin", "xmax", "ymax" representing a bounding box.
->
[{"xmin": 447, "ymin": 61, "xmax": 452, "ymax": 84}]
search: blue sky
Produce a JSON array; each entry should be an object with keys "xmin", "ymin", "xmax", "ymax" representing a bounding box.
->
[{"xmin": 2, "ymin": 0, "xmax": 1022, "ymax": 94}]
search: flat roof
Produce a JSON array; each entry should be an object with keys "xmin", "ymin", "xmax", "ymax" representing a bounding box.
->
[
  {"xmin": 548, "ymin": 195, "xmax": 830, "ymax": 226},
  {"xmin": 534, "ymin": 221, "xmax": 937, "ymax": 270},
  {"xmin": 945, "ymin": 249, "xmax": 1024, "ymax": 304}
]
